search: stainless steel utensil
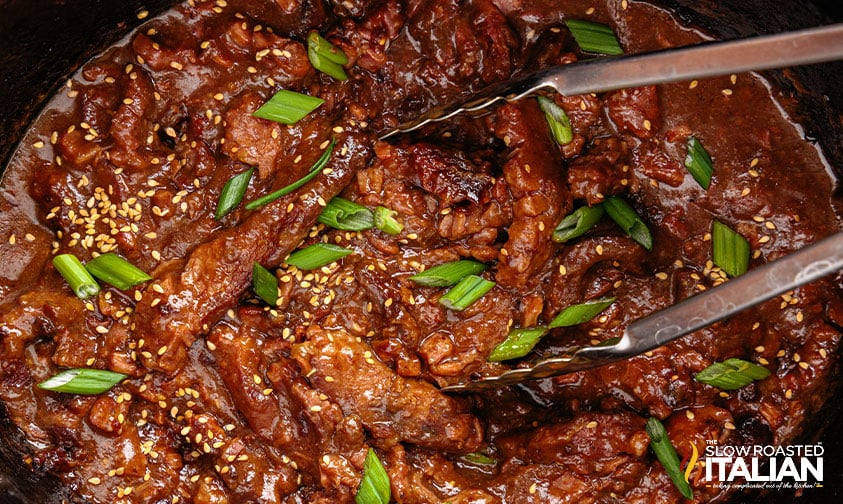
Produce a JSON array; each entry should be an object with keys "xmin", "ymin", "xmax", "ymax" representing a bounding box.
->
[
  {"xmin": 442, "ymin": 231, "xmax": 843, "ymax": 392},
  {"xmin": 381, "ymin": 23, "xmax": 843, "ymax": 139}
]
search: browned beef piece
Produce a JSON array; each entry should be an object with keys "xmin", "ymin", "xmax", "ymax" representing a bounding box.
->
[
  {"xmin": 293, "ymin": 326, "xmax": 484, "ymax": 453},
  {"xmin": 373, "ymin": 0, "xmax": 516, "ymax": 127},
  {"xmin": 606, "ymin": 86, "xmax": 660, "ymax": 139},
  {"xmin": 492, "ymin": 100, "xmax": 571, "ymax": 289},
  {"xmin": 226, "ymin": 0, "xmax": 332, "ymax": 37},
  {"xmin": 132, "ymin": 131, "xmax": 372, "ymax": 374},
  {"xmin": 566, "ymin": 136, "xmax": 629, "ymax": 205},
  {"xmin": 206, "ymin": 324, "xmax": 309, "ymax": 450}
]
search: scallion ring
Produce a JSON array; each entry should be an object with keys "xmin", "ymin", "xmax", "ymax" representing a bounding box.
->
[
  {"xmin": 684, "ymin": 137, "xmax": 713, "ymax": 190},
  {"xmin": 53, "ymin": 254, "xmax": 100, "ymax": 299},
  {"xmin": 438, "ymin": 275, "xmax": 495, "ymax": 311},
  {"xmin": 317, "ymin": 197, "xmax": 374, "ymax": 231},
  {"xmin": 646, "ymin": 417, "xmax": 694, "ymax": 500},
  {"xmin": 711, "ymin": 220, "xmax": 750, "ymax": 277},
  {"xmin": 409, "ymin": 260, "xmax": 487, "ymax": 288},
  {"xmin": 553, "ymin": 204, "xmax": 604, "ymax": 243},
  {"xmin": 694, "ymin": 358, "xmax": 770, "ymax": 390},
  {"xmin": 355, "ymin": 448, "xmax": 390, "ymax": 504},
  {"xmin": 252, "ymin": 89, "xmax": 325, "ymax": 125},
  {"xmin": 604, "ymin": 196, "xmax": 653, "ymax": 251},
  {"xmin": 565, "ymin": 19, "xmax": 624, "ymax": 56},
  {"xmin": 537, "ymin": 95, "xmax": 573, "ymax": 146},
  {"xmin": 285, "ymin": 243, "xmax": 353, "ymax": 270},
  {"xmin": 374, "ymin": 206, "xmax": 404, "ymax": 235},
  {"xmin": 488, "ymin": 327, "xmax": 549, "ymax": 362},
  {"xmin": 215, "ymin": 168, "xmax": 254, "ymax": 220},
  {"xmin": 37, "ymin": 368, "xmax": 127, "ymax": 395},
  {"xmin": 252, "ymin": 262, "xmax": 279, "ymax": 306},
  {"xmin": 548, "ymin": 297, "xmax": 616, "ymax": 328},
  {"xmin": 85, "ymin": 253, "xmax": 152, "ymax": 290}
]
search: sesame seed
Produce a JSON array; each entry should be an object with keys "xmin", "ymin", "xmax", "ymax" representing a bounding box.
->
[
  {"xmin": 724, "ymin": 422, "xmax": 736, "ymax": 430},
  {"xmin": 529, "ymin": 482, "xmax": 537, "ymax": 494},
  {"xmin": 689, "ymin": 80, "xmax": 699, "ymax": 89},
  {"xmin": 585, "ymin": 421, "xmax": 598, "ymax": 428},
  {"xmin": 655, "ymin": 272, "xmax": 668, "ymax": 280},
  {"xmin": 137, "ymin": 10, "xmax": 149, "ymax": 19},
  {"xmin": 686, "ymin": 410, "xmax": 695, "ymax": 420},
  {"xmin": 157, "ymin": 345, "xmax": 168, "ymax": 356},
  {"xmin": 722, "ymin": 89, "xmax": 733, "ymax": 96}
]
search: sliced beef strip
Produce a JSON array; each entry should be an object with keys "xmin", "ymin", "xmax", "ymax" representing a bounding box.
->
[
  {"xmin": 293, "ymin": 326, "xmax": 484, "ymax": 453},
  {"xmin": 491, "ymin": 100, "xmax": 571, "ymax": 289},
  {"xmin": 132, "ymin": 131, "xmax": 372, "ymax": 374}
]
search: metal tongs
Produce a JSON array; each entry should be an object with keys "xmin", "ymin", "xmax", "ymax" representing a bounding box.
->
[
  {"xmin": 382, "ymin": 23, "xmax": 843, "ymax": 139},
  {"xmin": 443, "ymin": 232, "xmax": 843, "ymax": 392}
]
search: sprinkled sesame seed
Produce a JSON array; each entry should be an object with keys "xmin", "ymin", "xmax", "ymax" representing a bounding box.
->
[
  {"xmin": 686, "ymin": 410, "xmax": 695, "ymax": 420},
  {"xmin": 689, "ymin": 80, "xmax": 699, "ymax": 89},
  {"xmin": 655, "ymin": 272, "xmax": 668, "ymax": 281},
  {"xmin": 722, "ymin": 89, "xmax": 733, "ymax": 96}
]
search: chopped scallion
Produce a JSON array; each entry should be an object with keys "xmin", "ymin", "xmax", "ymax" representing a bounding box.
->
[
  {"xmin": 409, "ymin": 260, "xmax": 487, "ymax": 287},
  {"xmin": 604, "ymin": 196, "xmax": 653, "ymax": 251},
  {"xmin": 461, "ymin": 452, "xmax": 496, "ymax": 465},
  {"xmin": 684, "ymin": 137, "xmax": 713, "ymax": 190},
  {"xmin": 694, "ymin": 358, "xmax": 770, "ymax": 390},
  {"xmin": 711, "ymin": 220, "xmax": 750, "ymax": 277},
  {"xmin": 565, "ymin": 19, "xmax": 624, "ymax": 56},
  {"xmin": 439, "ymin": 275, "xmax": 495, "ymax": 311},
  {"xmin": 215, "ymin": 168, "xmax": 254, "ymax": 219},
  {"xmin": 252, "ymin": 262, "xmax": 279, "ymax": 306},
  {"xmin": 374, "ymin": 206, "xmax": 404, "ymax": 235},
  {"xmin": 488, "ymin": 327, "xmax": 549, "ymax": 362},
  {"xmin": 246, "ymin": 138, "xmax": 335, "ymax": 210},
  {"xmin": 253, "ymin": 89, "xmax": 325, "ymax": 125},
  {"xmin": 355, "ymin": 448, "xmax": 390, "ymax": 504},
  {"xmin": 537, "ymin": 95, "xmax": 573, "ymax": 145},
  {"xmin": 37, "ymin": 368, "xmax": 126, "ymax": 395},
  {"xmin": 85, "ymin": 253, "xmax": 151, "ymax": 290},
  {"xmin": 553, "ymin": 204, "xmax": 604, "ymax": 243},
  {"xmin": 286, "ymin": 243, "xmax": 352, "ymax": 270},
  {"xmin": 53, "ymin": 254, "xmax": 100, "ymax": 299},
  {"xmin": 548, "ymin": 297, "xmax": 616, "ymax": 328},
  {"xmin": 646, "ymin": 417, "xmax": 694, "ymax": 500},
  {"xmin": 308, "ymin": 32, "xmax": 349, "ymax": 81},
  {"xmin": 317, "ymin": 197, "xmax": 374, "ymax": 231}
]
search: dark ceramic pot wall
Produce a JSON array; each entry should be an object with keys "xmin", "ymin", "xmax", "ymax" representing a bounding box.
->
[{"xmin": 0, "ymin": 1, "xmax": 841, "ymax": 502}]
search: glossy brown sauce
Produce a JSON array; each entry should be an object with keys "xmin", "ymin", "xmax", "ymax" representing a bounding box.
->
[{"xmin": 0, "ymin": 0, "xmax": 841, "ymax": 502}]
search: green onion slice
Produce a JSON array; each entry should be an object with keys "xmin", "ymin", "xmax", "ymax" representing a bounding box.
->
[
  {"xmin": 553, "ymin": 204, "xmax": 604, "ymax": 243},
  {"xmin": 604, "ymin": 196, "xmax": 653, "ymax": 251},
  {"xmin": 537, "ymin": 96, "xmax": 573, "ymax": 145},
  {"xmin": 565, "ymin": 19, "xmax": 624, "ymax": 56},
  {"xmin": 53, "ymin": 254, "xmax": 100, "ymax": 299},
  {"xmin": 253, "ymin": 89, "xmax": 325, "ymax": 125},
  {"xmin": 252, "ymin": 262, "xmax": 279, "ymax": 306},
  {"xmin": 488, "ymin": 327, "xmax": 549, "ymax": 362},
  {"xmin": 711, "ymin": 220, "xmax": 750, "ymax": 277},
  {"xmin": 409, "ymin": 260, "xmax": 487, "ymax": 287},
  {"xmin": 694, "ymin": 358, "xmax": 770, "ymax": 390},
  {"xmin": 461, "ymin": 452, "xmax": 496, "ymax": 465},
  {"xmin": 684, "ymin": 137, "xmax": 713, "ymax": 190},
  {"xmin": 646, "ymin": 417, "xmax": 694, "ymax": 500},
  {"xmin": 37, "ymin": 368, "xmax": 127, "ymax": 395},
  {"xmin": 355, "ymin": 448, "xmax": 390, "ymax": 504},
  {"xmin": 308, "ymin": 32, "xmax": 349, "ymax": 81},
  {"xmin": 286, "ymin": 243, "xmax": 352, "ymax": 270},
  {"xmin": 374, "ymin": 206, "xmax": 404, "ymax": 235},
  {"xmin": 215, "ymin": 168, "xmax": 254, "ymax": 220},
  {"xmin": 317, "ymin": 197, "xmax": 374, "ymax": 231},
  {"xmin": 85, "ymin": 253, "xmax": 151, "ymax": 291},
  {"xmin": 246, "ymin": 139, "xmax": 336, "ymax": 210},
  {"xmin": 439, "ymin": 275, "xmax": 495, "ymax": 311},
  {"xmin": 548, "ymin": 297, "xmax": 616, "ymax": 329}
]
